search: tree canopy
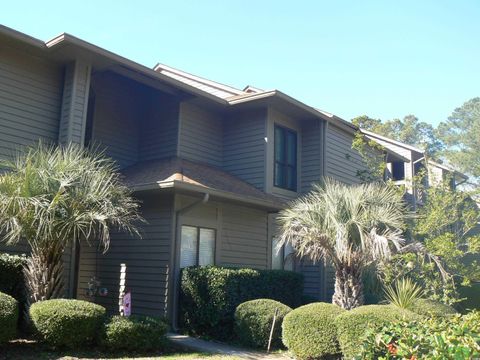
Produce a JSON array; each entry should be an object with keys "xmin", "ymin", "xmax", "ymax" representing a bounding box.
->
[
  {"xmin": 352, "ymin": 97, "xmax": 480, "ymax": 186},
  {"xmin": 437, "ymin": 97, "xmax": 480, "ymax": 184}
]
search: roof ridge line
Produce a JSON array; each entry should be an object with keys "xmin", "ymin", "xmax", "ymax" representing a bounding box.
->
[{"xmin": 154, "ymin": 63, "xmax": 245, "ymax": 96}]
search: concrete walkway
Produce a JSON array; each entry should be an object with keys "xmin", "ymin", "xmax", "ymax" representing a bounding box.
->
[{"xmin": 167, "ymin": 333, "xmax": 291, "ymax": 360}]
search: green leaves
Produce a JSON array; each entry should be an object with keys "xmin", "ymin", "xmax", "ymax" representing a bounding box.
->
[
  {"xmin": 0, "ymin": 142, "xmax": 143, "ymax": 301},
  {"xmin": 384, "ymin": 278, "xmax": 424, "ymax": 310},
  {"xmin": 357, "ymin": 311, "xmax": 480, "ymax": 359}
]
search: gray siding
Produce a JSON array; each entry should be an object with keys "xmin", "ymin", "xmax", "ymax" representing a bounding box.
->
[
  {"xmin": 92, "ymin": 74, "xmax": 145, "ymax": 168},
  {"xmin": 301, "ymin": 120, "xmax": 322, "ymax": 193},
  {"xmin": 0, "ymin": 44, "xmax": 74, "ymax": 295},
  {"xmin": 325, "ymin": 124, "xmax": 367, "ymax": 185},
  {"xmin": 0, "ymin": 44, "xmax": 63, "ymax": 158},
  {"xmin": 78, "ymin": 193, "xmax": 174, "ymax": 316},
  {"xmin": 223, "ymin": 109, "xmax": 266, "ymax": 190},
  {"xmin": 178, "ymin": 102, "xmax": 223, "ymax": 167},
  {"xmin": 58, "ymin": 61, "xmax": 91, "ymax": 145},
  {"xmin": 139, "ymin": 93, "xmax": 179, "ymax": 161},
  {"xmin": 220, "ymin": 204, "xmax": 268, "ymax": 269}
]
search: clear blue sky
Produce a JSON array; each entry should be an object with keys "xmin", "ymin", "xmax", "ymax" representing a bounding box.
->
[{"xmin": 2, "ymin": 0, "xmax": 479, "ymax": 125}]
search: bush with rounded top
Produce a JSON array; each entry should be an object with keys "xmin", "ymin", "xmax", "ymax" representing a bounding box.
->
[
  {"xmin": 282, "ymin": 302, "xmax": 345, "ymax": 359},
  {"xmin": 234, "ymin": 299, "xmax": 291, "ymax": 349},
  {"xmin": 180, "ymin": 266, "xmax": 303, "ymax": 339},
  {"xmin": 102, "ymin": 315, "xmax": 168, "ymax": 351},
  {"xmin": 412, "ymin": 299, "xmax": 458, "ymax": 317},
  {"xmin": 30, "ymin": 299, "xmax": 106, "ymax": 348},
  {"xmin": 0, "ymin": 291, "xmax": 18, "ymax": 344},
  {"xmin": 334, "ymin": 304, "xmax": 419, "ymax": 359}
]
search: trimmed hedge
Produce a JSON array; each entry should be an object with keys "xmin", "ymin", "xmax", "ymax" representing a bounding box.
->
[
  {"xmin": 0, "ymin": 253, "xmax": 27, "ymax": 298},
  {"xmin": 0, "ymin": 292, "xmax": 18, "ymax": 344},
  {"xmin": 334, "ymin": 304, "xmax": 419, "ymax": 359},
  {"xmin": 30, "ymin": 299, "xmax": 106, "ymax": 348},
  {"xmin": 102, "ymin": 315, "xmax": 168, "ymax": 351},
  {"xmin": 180, "ymin": 266, "xmax": 303, "ymax": 339},
  {"xmin": 282, "ymin": 302, "xmax": 345, "ymax": 359},
  {"xmin": 412, "ymin": 299, "xmax": 458, "ymax": 317},
  {"xmin": 234, "ymin": 299, "xmax": 291, "ymax": 349}
]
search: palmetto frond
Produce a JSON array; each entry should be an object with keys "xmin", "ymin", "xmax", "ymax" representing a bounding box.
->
[
  {"xmin": 278, "ymin": 178, "xmax": 408, "ymax": 268},
  {"xmin": 277, "ymin": 178, "xmax": 410, "ymax": 309},
  {"xmin": 0, "ymin": 142, "xmax": 143, "ymax": 302}
]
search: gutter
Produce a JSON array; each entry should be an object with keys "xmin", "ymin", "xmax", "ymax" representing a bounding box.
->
[{"xmin": 131, "ymin": 180, "xmax": 285, "ymax": 211}]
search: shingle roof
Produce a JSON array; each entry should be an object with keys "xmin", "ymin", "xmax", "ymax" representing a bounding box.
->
[{"xmin": 121, "ymin": 157, "xmax": 286, "ymax": 208}]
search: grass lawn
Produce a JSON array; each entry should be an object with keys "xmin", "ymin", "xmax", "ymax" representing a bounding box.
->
[{"xmin": 0, "ymin": 339, "xmax": 243, "ymax": 360}]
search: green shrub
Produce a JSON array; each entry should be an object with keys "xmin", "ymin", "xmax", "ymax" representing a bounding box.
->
[
  {"xmin": 334, "ymin": 304, "xmax": 419, "ymax": 359},
  {"xmin": 282, "ymin": 302, "xmax": 345, "ymax": 359},
  {"xmin": 102, "ymin": 315, "xmax": 168, "ymax": 351},
  {"xmin": 0, "ymin": 253, "xmax": 27, "ymax": 298},
  {"xmin": 234, "ymin": 299, "xmax": 291, "ymax": 349},
  {"xmin": 180, "ymin": 266, "xmax": 303, "ymax": 339},
  {"xmin": 0, "ymin": 292, "xmax": 18, "ymax": 344},
  {"xmin": 357, "ymin": 311, "xmax": 480, "ymax": 359},
  {"xmin": 30, "ymin": 299, "xmax": 106, "ymax": 348},
  {"xmin": 412, "ymin": 299, "xmax": 458, "ymax": 317}
]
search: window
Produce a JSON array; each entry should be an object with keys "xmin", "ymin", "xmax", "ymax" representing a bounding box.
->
[
  {"xmin": 180, "ymin": 225, "xmax": 215, "ymax": 268},
  {"xmin": 271, "ymin": 237, "xmax": 294, "ymax": 271},
  {"xmin": 391, "ymin": 161, "xmax": 405, "ymax": 181},
  {"xmin": 274, "ymin": 125, "xmax": 297, "ymax": 191}
]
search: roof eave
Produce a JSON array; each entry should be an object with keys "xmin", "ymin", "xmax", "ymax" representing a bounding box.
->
[
  {"xmin": 43, "ymin": 33, "xmax": 228, "ymax": 106},
  {"xmin": 130, "ymin": 180, "xmax": 285, "ymax": 211}
]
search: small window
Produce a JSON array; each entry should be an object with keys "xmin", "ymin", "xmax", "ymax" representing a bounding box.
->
[
  {"xmin": 271, "ymin": 237, "xmax": 295, "ymax": 271},
  {"xmin": 274, "ymin": 125, "xmax": 297, "ymax": 191},
  {"xmin": 391, "ymin": 161, "xmax": 405, "ymax": 181},
  {"xmin": 180, "ymin": 225, "xmax": 216, "ymax": 268}
]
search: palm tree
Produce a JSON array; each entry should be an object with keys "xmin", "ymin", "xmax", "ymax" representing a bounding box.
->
[
  {"xmin": 277, "ymin": 178, "xmax": 408, "ymax": 310},
  {"xmin": 0, "ymin": 143, "xmax": 142, "ymax": 303}
]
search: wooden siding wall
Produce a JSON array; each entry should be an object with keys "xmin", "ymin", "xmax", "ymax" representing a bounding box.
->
[
  {"xmin": 176, "ymin": 195, "xmax": 269, "ymax": 270},
  {"xmin": 223, "ymin": 109, "xmax": 267, "ymax": 191},
  {"xmin": 178, "ymin": 102, "xmax": 223, "ymax": 167},
  {"xmin": 91, "ymin": 73, "xmax": 148, "ymax": 168},
  {"xmin": 325, "ymin": 124, "xmax": 368, "ymax": 185},
  {"xmin": 0, "ymin": 44, "xmax": 78, "ymax": 295},
  {"xmin": 78, "ymin": 193, "xmax": 174, "ymax": 316},
  {"xmin": 0, "ymin": 44, "xmax": 63, "ymax": 158},
  {"xmin": 139, "ymin": 93, "xmax": 179, "ymax": 161},
  {"xmin": 58, "ymin": 61, "xmax": 91, "ymax": 145},
  {"xmin": 301, "ymin": 120, "xmax": 322, "ymax": 193},
  {"xmin": 220, "ymin": 204, "xmax": 268, "ymax": 269}
]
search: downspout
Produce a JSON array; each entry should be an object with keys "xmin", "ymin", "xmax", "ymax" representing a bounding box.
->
[{"xmin": 171, "ymin": 192, "xmax": 209, "ymax": 331}]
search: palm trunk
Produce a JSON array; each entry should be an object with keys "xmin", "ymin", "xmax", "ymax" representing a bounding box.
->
[
  {"xmin": 24, "ymin": 240, "xmax": 66, "ymax": 304},
  {"xmin": 332, "ymin": 265, "xmax": 364, "ymax": 310}
]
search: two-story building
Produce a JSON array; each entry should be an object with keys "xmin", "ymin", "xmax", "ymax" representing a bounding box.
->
[
  {"xmin": 0, "ymin": 25, "xmax": 407, "ymax": 324},
  {"xmin": 362, "ymin": 130, "xmax": 468, "ymax": 209}
]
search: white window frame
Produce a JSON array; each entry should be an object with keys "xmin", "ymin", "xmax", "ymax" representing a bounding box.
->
[{"xmin": 180, "ymin": 225, "xmax": 216, "ymax": 268}]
